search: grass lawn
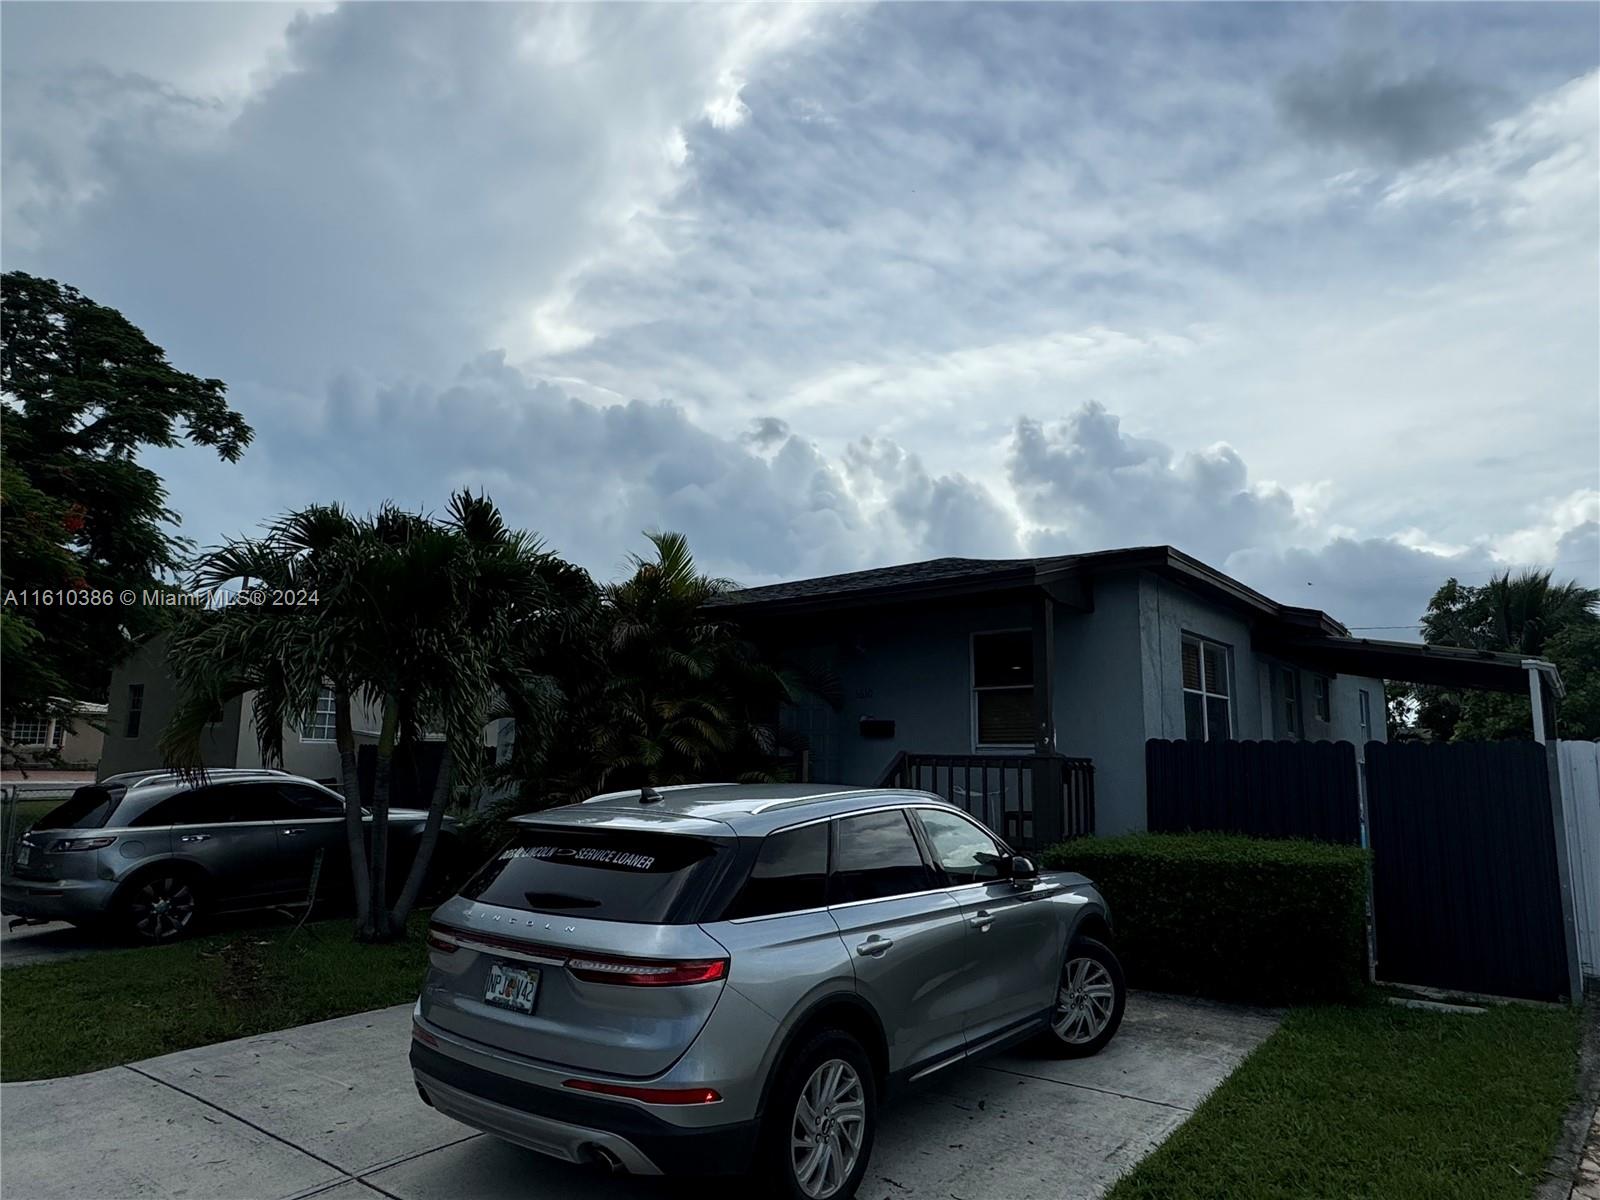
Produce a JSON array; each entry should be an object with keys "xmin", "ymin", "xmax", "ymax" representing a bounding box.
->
[
  {"xmin": 0, "ymin": 914, "xmax": 430, "ymax": 1081},
  {"xmin": 1110, "ymin": 999, "xmax": 1583, "ymax": 1200}
]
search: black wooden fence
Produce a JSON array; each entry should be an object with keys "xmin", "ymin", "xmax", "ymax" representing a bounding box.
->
[
  {"xmin": 1146, "ymin": 738, "xmax": 1361, "ymax": 844},
  {"xmin": 356, "ymin": 741, "xmax": 447, "ymax": 808},
  {"xmin": 1366, "ymin": 740, "xmax": 1569, "ymax": 1002},
  {"xmin": 877, "ymin": 752, "xmax": 1095, "ymax": 850}
]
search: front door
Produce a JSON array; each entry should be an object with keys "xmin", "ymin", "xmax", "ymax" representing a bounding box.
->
[
  {"xmin": 826, "ymin": 809, "xmax": 969, "ymax": 1076},
  {"xmin": 913, "ymin": 806, "xmax": 1062, "ymax": 1048}
]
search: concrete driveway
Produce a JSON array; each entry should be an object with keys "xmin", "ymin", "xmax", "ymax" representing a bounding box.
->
[
  {"xmin": 0, "ymin": 993, "xmax": 1279, "ymax": 1200},
  {"xmin": 1, "ymin": 919, "xmax": 120, "ymax": 968}
]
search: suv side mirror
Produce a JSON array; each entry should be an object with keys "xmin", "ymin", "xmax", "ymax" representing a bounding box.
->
[{"xmin": 1009, "ymin": 854, "xmax": 1038, "ymax": 880}]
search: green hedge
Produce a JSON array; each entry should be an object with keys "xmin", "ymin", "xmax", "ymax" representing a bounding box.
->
[{"xmin": 1041, "ymin": 833, "xmax": 1370, "ymax": 1005}]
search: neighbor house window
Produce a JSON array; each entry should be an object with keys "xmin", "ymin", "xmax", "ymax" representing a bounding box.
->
[
  {"xmin": 51, "ymin": 721, "xmax": 66, "ymax": 748},
  {"xmin": 1312, "ymin": 675, "xmax": 1331, "ymax": 723},
  {"xmin": 301, "ymin": 688, "xmax": 337, "ymax": 742},
  {"xmin": 1358, "ymin": 689, "xmax": 1373, "ymax": 744},
  {"xmin": 6, "ymin": 717, "xmax": 50, "ymax": 746},
  {"xmin": 1181, "ymin": 636, "xmax": 1232, "ymax": 741},
  {"xmin": 125, "ymin": 684, "xmax": 145, "ymax": 738},
  {"xmin": 1280, "ymin": 667, "xmax": 1301, "ymax": 738},
  {"xmin": 972, "ymin": 631, "xmax": 1034, "ymax": 748}
]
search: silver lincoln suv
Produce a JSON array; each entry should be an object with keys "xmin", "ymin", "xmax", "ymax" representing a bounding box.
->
[{"xmin": 410, "ymin": 783, "xmax": 1125, "ymax": 1199}]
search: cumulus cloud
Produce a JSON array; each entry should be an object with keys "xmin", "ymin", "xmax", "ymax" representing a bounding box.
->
[
  {"xmin": 1006, "ymin": 404, "xmax": 1300, "ymax": 563},
  {"xmin": 3, "ymin": 3, "xmax": 1595, "ymax": 635},
  {"xmin": 2, "ymin": 3, "xmax": 830, "ymax": 384}
]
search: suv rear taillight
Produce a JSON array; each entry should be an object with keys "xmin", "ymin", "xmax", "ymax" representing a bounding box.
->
[
  {"xmin": 51, "ymin": 836, "xmax": 116, "ymax": 852},
  {"xmin": 425, "ymin": 926, "xmax": 459, "ymax": 953},
  {"xmin": 563, "ymin": 1080, "xmax": 721, "ymax": 1104},
  {"xmin": 566, "ymin": 955, "xmax": 728, "ymax": 987},
  {"xmin": 425, "ymin": 922, "xmax": 728, "ymax": 986}
]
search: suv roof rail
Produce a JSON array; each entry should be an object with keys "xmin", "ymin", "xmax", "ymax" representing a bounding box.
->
[
  {"xmin": 101, "ymin": 766, "xmax": 295, "ymax": 788},
  {"xmin": 745, "ymin": 788, "xmax": 894, "ymax": 814}
]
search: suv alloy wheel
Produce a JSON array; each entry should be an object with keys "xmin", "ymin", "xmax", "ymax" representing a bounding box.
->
[
  {"xmin": 122, "ymin": 872, "xmax": 202, "ymax": 942},
  {"xmin": 1042, "ymin": 936, "xmax": 1125, "ymax": 1057},
  {"xmin": 764, "ymin": 1029, "xmax": 877, "ymax": 1199}
]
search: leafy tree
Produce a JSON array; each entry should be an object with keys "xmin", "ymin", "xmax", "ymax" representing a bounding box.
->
[
  {"xmin": 160, "ymin": 493, "xmax": 595, "ymax": 942},
  {"xmin": 0, "ymin": 271, "xmax": 252, "ymax": 732},
  {"xmin": 1391, "ymin": 569, "xmax": 1600, "ymax": 741}
]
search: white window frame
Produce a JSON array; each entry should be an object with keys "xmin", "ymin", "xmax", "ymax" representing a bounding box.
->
[
  {"xmin": 6, "ymin": 717, "xmax": 51, "ymax": 746},
  {"xmin": 301, "ymin": 687, "xmax": 338, "ymax": 743},
  {"xmin": 1181, "ymin": 634, "xmax": 1234, "ymax": 741},
  {"xmin": 970, "ymin": 629, "xmax": 1034, "ymax": 752},
  {"xmin": 1312, "ymin": 674, "xmax": 1331, "ymax": 723},
  {"xmin": 1358, "ymin": 689, "xmax": 1373, "ymax": 743},
  {"xmin": 1280, "ymin": 666, "xmax": 1302, "ymax": 738}
]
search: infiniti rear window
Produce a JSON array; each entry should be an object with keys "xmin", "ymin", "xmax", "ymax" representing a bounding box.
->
[
  {"xmin": 459, "ymin": 826, "xmax": 730, "ymax": 924},
  {"xmin": 33, "ymin": 785, "xmax": 127, "ymax": 830}
]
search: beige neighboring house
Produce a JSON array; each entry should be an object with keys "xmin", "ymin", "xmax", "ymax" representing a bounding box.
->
[
  {"xmin": 99, "ymin": 635, "xmax": 387, "ymax": 785},
  {"xmin": 2, "ymin": 699, "xmax": 108, "ymax": 770}
]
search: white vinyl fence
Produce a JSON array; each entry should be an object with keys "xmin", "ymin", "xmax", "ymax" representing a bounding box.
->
[{"xmin": 1558, "ymin": 740, "xmax": 1600, "ymax": 981}]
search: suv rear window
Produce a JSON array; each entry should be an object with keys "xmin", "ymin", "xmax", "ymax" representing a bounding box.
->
[
  {"xmin": 33, "ymin": 785, "xmax": 127, "ymax": 830},
  {"xmin": 459, "ymin": 826, "xmax": 730, "ymax": 924}
]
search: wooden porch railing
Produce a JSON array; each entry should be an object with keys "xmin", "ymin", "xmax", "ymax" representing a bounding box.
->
[{"xmin": 874, "ymin": 752, "xmax": 1094, "ymax": 850}]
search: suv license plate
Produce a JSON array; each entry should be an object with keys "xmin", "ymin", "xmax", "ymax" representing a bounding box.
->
[{"xmin": 485, "ymin": 963, "xmax": 539, "ymax": 1014}]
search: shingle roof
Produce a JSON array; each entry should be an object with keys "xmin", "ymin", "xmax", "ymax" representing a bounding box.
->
[{"xmin": 705, "ymin": 556, "xmax": 1041, "ymax": 607}]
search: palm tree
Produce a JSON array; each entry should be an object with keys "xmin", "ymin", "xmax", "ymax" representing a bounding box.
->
[
  {"xmin": 541, "ymin": 531, "xmax": 834, "ymax": 801},
  {"xmin": 1411, "ymin": 568, "xmax": 1599, "ymax": 741},
  {"xmin": 161, "ymin": 492, "xmax": 596, "ymax": 940},
  {"xmin": 1421, "ymin": 569, "xmax": 1597, "ymax": 656}
]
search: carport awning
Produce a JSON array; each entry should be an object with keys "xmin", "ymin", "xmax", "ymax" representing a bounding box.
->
[{"xmin": 1257, "ymin": 633, "xmax": 1564, "ymax": 697}]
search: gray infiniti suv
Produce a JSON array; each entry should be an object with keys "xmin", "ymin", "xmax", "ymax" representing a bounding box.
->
[
  {"xmin": 410, "ymin": 783, "xmax": 1125, "ymax": 1199},
  {"xmin": 2, "ymin": 768, "xmax": 455, "ymax": 941}
]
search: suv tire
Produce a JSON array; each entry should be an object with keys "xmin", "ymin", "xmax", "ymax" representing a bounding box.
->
[
  {"xmin": 760, "ymin": 1029, "xmax": 877, "ymax": 1200},
  {"xmin": 117, "ymin": 869, "xmax": 206, "ymax": 944},
  {"xmin": 1039, "ymin": 936, "xmax": 1125, "ymax": 1058}
]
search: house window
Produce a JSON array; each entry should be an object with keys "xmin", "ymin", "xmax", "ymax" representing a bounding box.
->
[
  {"xmin": 1358, "ymin": 689, "xmax": 1373, "ymax": 744},
  {"xmin": 1280, "ymin": 667, "xmax": 1301, "ymax": 738},
  {"xmin": 972, "ymin": 631, "xmax": 1034, "ymax": 748},
  {"xmin": 51, "ymin": 721, "xmax": 65, "ymax": 748},
  {"xmin": 1312, "ymin": 675, "xmax": 1331, "ymax": 723},
  {"xmin": 301, "ymin": 688, "xmax": 337, "ymax": 742},
  {"xmin": 1181, "ymin": 636, "xmax": 1232, "ymax": 741},
  {"xmin": 6, "ymin": 717, "xmax": 50, "ymax": 746},
  {"xmin": 125, "ymin": 684, "xmax": 145, "ymax": 738}
]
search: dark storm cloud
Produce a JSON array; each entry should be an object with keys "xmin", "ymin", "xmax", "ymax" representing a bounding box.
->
[
  {"xmin": 740, "ymin": 417, "xmax": 791, "ymax": 451},
  {"xmin": 1276, "ymin": 55, "xmax": 1504, "ymax": 164}
]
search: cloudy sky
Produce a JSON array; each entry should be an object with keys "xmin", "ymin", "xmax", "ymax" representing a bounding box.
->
[{"xmin": 4, "ymin": 1, "xmax": 1597, "ymax": 633}]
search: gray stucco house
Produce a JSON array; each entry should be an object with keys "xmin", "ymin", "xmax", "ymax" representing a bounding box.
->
[
  {"xmin": 99, "ymin": 635, "xmax": 511, "ymax": 788},
  {"xmin": 712, "ymin": 546, "xmax": 1392, "ymax": 838},
  {"xmin": 98, "ymin": 635, "xmax": 386, "ymax": 783}
]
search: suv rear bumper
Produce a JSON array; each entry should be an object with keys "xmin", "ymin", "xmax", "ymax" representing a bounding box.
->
[
  {"xmin": 409, "ymin": 1040, "xmax": 760, "ymax": 1176},
  {"xmin": 0, "ymin": 878, "xmax": 113, "ymax": 922}
]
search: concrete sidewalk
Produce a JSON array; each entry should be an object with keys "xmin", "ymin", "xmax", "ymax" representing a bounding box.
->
[{"xmin": 0, "ymin": 993, "xmax": 1279, "ymax": 1200}]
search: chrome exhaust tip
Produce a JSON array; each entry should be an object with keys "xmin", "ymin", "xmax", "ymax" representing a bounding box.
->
[{"xmin": 581, "ymin": 1144, "xmax": 626, "ymax": 1175}]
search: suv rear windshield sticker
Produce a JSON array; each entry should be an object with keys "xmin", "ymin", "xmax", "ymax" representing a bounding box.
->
[{"xmin": 501, "ymin": 845, "xmax": 658, "ymax": 871}]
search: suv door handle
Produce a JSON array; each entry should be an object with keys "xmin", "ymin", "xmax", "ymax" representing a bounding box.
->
[
  {"xmin": 281, "ymin": 828, "xmax": 305, "ymax": 836},
  {"xmin": 970, "ymin": 909, "xmax": 994, "ymax": 933},
  {"xmin": 179, "ymin": 834, "xmax": 211, "ymax": 843},
  {"xmin": 856, "ymin": 936, "xmax": 894, "ymax": 957}
]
